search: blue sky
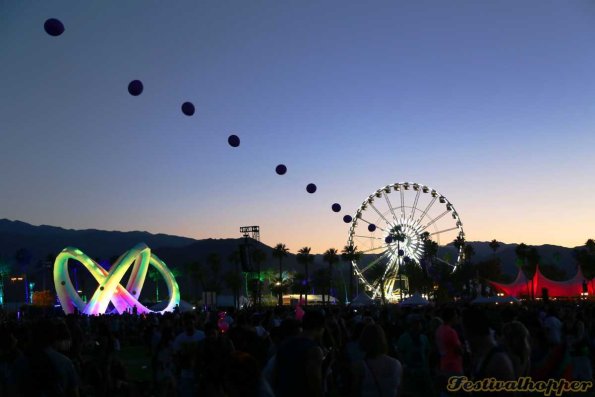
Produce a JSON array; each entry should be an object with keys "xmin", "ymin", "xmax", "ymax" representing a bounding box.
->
[{"xmin": 1, "ymin": 1, "xmax": 594, "ymax": 253}]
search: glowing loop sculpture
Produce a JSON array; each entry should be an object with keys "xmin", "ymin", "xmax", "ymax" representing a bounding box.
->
[{"xmin": 54, "ymin": 243, "xmax": 180, "ymax": 315}]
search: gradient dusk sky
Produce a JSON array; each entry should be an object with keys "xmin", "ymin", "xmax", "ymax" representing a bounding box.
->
[{"xmin": 1, "ymin": 1, "xmax": 594, "ymax": 254}]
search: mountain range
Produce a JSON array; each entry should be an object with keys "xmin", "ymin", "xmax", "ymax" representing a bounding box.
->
[{"xmin": 0, "ymin": 219, "xmax": 587, "ymax": 302}]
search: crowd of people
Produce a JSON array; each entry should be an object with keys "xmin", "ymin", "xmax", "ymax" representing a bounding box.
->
[{"xmin": 0, "ymin": 299, "xmax": 594, "ymax": 397}]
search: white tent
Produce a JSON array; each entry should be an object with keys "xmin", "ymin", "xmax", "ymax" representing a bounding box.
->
[
  {"xmin": 350, "ymin": 292, "xmax": 374, "ymax": 307},
  {"xmin": 400, "ymin": 293, "xmax": 430, "ymax": 306}
]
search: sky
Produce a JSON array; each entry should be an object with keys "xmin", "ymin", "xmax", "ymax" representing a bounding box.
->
[{"xmin": 1, "ymin": 1, "xmax": 595, "ymax": 254}]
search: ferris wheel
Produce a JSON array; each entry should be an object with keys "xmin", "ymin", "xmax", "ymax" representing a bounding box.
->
[{"xmin": 347, "ymin": 182, "xmax": 464, "ymax": 301}]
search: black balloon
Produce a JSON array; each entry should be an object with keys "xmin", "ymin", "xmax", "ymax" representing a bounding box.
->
[
  {"xmin": 343, "ymin": 215, "xmax": 352, "ymax": 223},
  {"xmin": 368, "ymin": 224, "xmax": 376, "ymax": 232},
  {"xmin": 181, "ymin": 102, "xmax": 195, "ymax": 116},
  {"xmin": 128, "ymin": 80, "xmax": 143, "ymax": 96},
  {"xmin": 44, "ymin": 18, "xmax": 64, "ymax": 36},
  {"xmin": 398, "ymin": 249, "xmax": 405, "ymax": 256},
  {"xmin": 385, "ymin": 236, "xmax": 393, "ymax": 244},
  {"xmin": 306, "ymin": 183, "xmax": 317, "ymax": 194},
  {"xmin": 331, "ymin": 203, "xmax": 341, "ymax": 212},
  {"xmin": 275, "ymin": 164, "xmax": 287, "ymax": 175},
  {"xmin": 228, "ymin": 135, "xmax": 240, "ymax": 147}
]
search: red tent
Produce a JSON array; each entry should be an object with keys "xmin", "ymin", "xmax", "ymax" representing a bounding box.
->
[
  {"xmin": 489, "ymin": 265, "xmax": 594, "ymax": 298},
  {"xmin": 490, "ymin": 269, "xmax": 531, "ymax": 297}
]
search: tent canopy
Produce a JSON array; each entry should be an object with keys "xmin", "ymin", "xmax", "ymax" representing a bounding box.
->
[
  {"xmin": 350, "ymin": 292, "xmax": 374, "ymax": 306},
  {"xmin": 400, "ymin": 293, "xmax": 430, "ymax": 306},
  {"xmin": 489, "ymin": 265, "xmax": 594, "ymax": 298}
]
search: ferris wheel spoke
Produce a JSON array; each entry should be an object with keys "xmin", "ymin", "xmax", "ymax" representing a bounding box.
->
[
  {"xmin": 359, "ymin": 251, "xmax": 391, "ymax": 274},
  {"xmin": 384, "ymin": 254, "xmax": 399, "ymax": 276},
  {"xmin": 359, "ymin": 244, "xmax": 389, "ymax": 254},
  {"xmin": 409, "ymin": 190, "xmax": 421, "ymax": 221},
  {"xmin": 382, "ymin": 191, "xmax": 399, "ymax": 225},
  {"xmin": 429, "ymin": 226, "xmax": 460, "ymax": 236},
  {"xmin": 368, "ymin": 202, "xmax": 393, "ymax": 226},
  {"xmin": 354, "ymin": 235, "xmax": 383, "ymax": 240},
  {"xmin": 400, "ymin": 189, "xmax": 405, "ymax": 218},
  {"xmin": 423, "ymin": 210, "xmax": 450, "ymax": 230},
  {"xmin": 418, "ymin": 196, "xmax": 437, "ymax": 223},
  {"xmin": 358, "ymin": 217, "xmax": 389, "ymax": 233}
]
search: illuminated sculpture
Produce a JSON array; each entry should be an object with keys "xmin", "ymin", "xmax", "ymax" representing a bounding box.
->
[{"xmin": 54, "ymin": 243, "xmax": 180, "ymax": 315}]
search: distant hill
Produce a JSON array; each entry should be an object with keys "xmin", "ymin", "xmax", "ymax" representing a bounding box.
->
[
  {"xmin": 0, "ymin": 219, "xmax": 585, "ymax": 276},
  {"xmin": 0, "ymin": 219, "xmax": 196, "ymax": 264},
  {"xmin": 0, "ymin": 219, "xmax": 587, "ymax": 303},
  {"xmin": 462, "ymin": 241, "xmax": 580, "ymax": 277}
]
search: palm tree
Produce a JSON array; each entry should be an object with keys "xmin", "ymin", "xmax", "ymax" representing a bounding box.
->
[
  {"xmin": 489, "ymin": 239, "xmax": 501, "ymax": 257},
  {"xmin": 515, "ymin": 241, "xmax": 528, "ymax": 269},
  {"xmin": 272, "ymin": 243, "xmax": 290, "ymax": 306},
  {"xmin": 452, "ymin": 235, "xmax": 465, "ymax": 252},
  {"xmin": 291, "ymin": 272, "xmax": 309, "ymax": 302},
  {"xmin": 341, "ymin": 245, "xmax": 361, "ymax": 303},
  {"xmin": 311, "ymin": 268, "xmax": 329, "ymax": 304},
  {"xmin": 297, "ymin": 247, "xmax": 314, "ymax": 305},
  {"xmin": 322, "ymin": 248, "xmax": 339, "ymax": 305}
]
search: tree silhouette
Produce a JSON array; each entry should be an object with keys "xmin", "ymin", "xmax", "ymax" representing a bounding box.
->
[
  {"xmin": 322, "ymin": 248, "xmax": 339, "ymax": 305},
  {"xmin": 453, "ymin": 235, "xmax": 465, "ymax": 251},
  {"xmin": 341, "ymin": 244, "xmax": 362, "ymax": 302},
  {"xmin": 290, "ymin": 272, "xmax": 309, "ymax": 302},
  {"xmin": 464, "ymin": 244, "xmax": 475, "ymax": 265},
  {"xmin": 297, "ymin": 247, "xmax": 314, "ymax": 305},
  {"xmin": 311, "ymin": 268, "xmax": 329, "ymax": 303},
  {"xmin": 272, "ymin": 244, "xmax": 289, "ymax": 306},
  {"xmin": 489, "ymin": 239, "xmax": 501, "ymax": 257},
  {"xmin": 515, "ymin": 243, "xmax": 528, "ymax": 266},
  {"xmin": 574, "ymin": 239, "xmax": 595, "ymax": 280}
]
